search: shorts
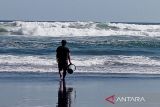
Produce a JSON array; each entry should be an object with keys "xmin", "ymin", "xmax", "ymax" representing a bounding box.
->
[{"xmin": 58, "ymin": 61, "xmax": 68, "ymax": 71}]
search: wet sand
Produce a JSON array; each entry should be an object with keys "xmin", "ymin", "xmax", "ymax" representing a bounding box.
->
[{"xmin": 0, "ymin": 73, "xmax": 160, "ymax": 107}]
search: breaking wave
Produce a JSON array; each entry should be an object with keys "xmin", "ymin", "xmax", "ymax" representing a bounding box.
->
[
  {"xmin": 1, "ymin": 21, "xmax": 160, "ymax": 37},
  {"xmin": 0, "ymin": 55, "xmax": 160, "ymax": 74}
]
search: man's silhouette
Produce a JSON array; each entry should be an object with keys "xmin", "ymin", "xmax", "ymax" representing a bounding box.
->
[{"xmin": 56, "ymin": 40, "xmax": 71, "ymax": 79}]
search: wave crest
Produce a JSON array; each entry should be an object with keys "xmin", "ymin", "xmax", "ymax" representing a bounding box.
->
[
  {"xmin": 0, "ymin": 55, "xmax": 160, "ymax": 74},
  {"xmin": 1, "ymin": 21, "xmax": 160, "ymax": 37}
]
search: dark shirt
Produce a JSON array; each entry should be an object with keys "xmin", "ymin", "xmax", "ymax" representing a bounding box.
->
[{"xmin": 56, "ymin": 46, "xmax": 70, "ymax": 63}]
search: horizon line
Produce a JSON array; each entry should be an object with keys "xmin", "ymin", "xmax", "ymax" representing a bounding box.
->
[{"xmin": 1, "ymin": 20, "xmax": 160, "ymax": 24}]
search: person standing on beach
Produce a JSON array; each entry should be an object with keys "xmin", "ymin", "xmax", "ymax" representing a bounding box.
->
[{"xmin": 56, "ymin": 40, "xmax": 72, "ymax": 80}]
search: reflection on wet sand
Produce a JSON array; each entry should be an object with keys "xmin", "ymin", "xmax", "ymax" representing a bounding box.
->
[{"xmin": 57, "ymin": 80, "xmax": 75, "ymax": 107}]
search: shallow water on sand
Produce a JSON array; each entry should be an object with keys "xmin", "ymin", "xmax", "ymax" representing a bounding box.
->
[{"xmin": 0, "ymin": 73, "xmax": 160, "ymax": 107}]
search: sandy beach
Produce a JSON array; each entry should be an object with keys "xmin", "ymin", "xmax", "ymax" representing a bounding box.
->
[{"xmin": 0, "ymin": 72, "xmax": 160, "ymax": 107}]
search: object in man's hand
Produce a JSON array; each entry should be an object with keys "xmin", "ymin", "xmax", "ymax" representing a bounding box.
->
[{"xmin": 67, "ymin": 64, "xmax": 76, "ymax": 74}]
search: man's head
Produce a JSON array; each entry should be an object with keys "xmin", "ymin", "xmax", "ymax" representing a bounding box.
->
[{"xmin": 61, "ymin": 40, "xmax": 67, "ymax": 46}]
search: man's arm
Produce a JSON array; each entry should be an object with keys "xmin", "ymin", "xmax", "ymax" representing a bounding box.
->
[
  {"xmin": 68, "ymin": 53, "xmax": 72, "ymax": 64},
  {"xmin": 56, "ymin": 53, "xmax": 59, "ymax": 63},
  {"xmin": 56, "ymin": 47, "xmax": 59, "ymax": 63}
]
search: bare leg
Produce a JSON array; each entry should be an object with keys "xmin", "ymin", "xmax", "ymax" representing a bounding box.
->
[
  {"xmin": 59, "ymin": 70, "xmax": 62, "ymax": 79},
  {"xmin": 62, "ymin": 70, "xmax": 67, "ymax": 80}
]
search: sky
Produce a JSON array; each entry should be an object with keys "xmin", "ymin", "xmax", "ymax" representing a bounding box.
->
[{"xmin": 0, "ymin": 0, "xmax": 160, "ymax": 22}]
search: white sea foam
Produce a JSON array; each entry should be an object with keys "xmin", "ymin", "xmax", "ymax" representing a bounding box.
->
[
  {"xmin": 1, "ymin": 21, "xmax": 160, "ymax": 37},
  {"xmin": 0, "ymin": 55, "xmax": 160, "ymax": 74}
]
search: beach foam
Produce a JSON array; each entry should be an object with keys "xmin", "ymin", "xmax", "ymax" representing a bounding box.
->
[
  {"xmin": 1, "ymin": 21, "xmax": 160, "ymax": 37},
  {"xmin": 0, "ymin": 55, "xmax": 160, "ymax": 74}
]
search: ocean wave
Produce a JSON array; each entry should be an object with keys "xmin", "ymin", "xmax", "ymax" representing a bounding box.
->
[
  {"xmin": 1, "ymin": 35, "xmax": 160, "ymax": 53},
  {"xmin": 0, "ymin": 55, "xmax": 160, "ymax": 74},
  {"xmin": 1, "ymin": 21, "xmax": 160, "ymax": 37}
]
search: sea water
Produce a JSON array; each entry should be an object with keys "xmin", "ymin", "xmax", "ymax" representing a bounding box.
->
[
  {"xmin": 1, "ymin": 21, "xmax": 160, "ymax": 107},
  {"xmin": 0, "ymin": 21, "xmax": 160, "ymax": 74}
]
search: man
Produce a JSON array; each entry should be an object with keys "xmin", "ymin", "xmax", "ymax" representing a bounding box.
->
[{"xmin": 56, "ymin": 40, "xmax": 71, "ymax": 80}]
